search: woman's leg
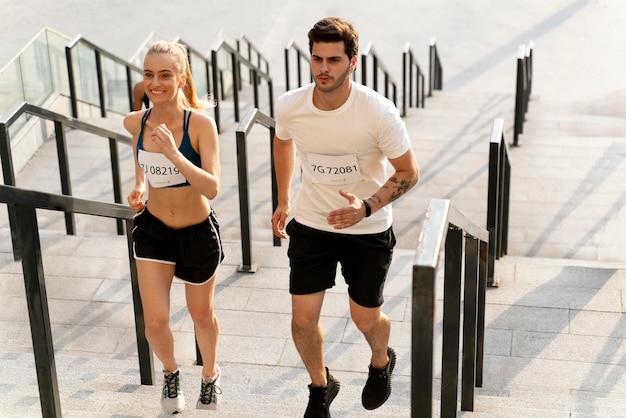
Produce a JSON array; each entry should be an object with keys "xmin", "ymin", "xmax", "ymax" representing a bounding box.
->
[
  {"xmin": 185, "ymin": 274, "xmax": 220, "ymax": 378},
  {"xmin": 136, "ymin": 259, "xmax": 178, "ymax": 372}
]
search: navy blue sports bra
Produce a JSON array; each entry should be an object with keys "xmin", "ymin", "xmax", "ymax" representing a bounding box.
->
[{"xmin": 136, "ymin": 108, "xmax": 201, "ymax": 188}]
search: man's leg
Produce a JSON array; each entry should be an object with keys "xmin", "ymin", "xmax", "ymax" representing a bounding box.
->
[
  {"xmin": 350, "ymin": 298, "xmax": 396, "ymax": 410},
  {"xmin": 292, "ymin": 291, "xmax": 340, "ymax": 417},
  {"xmin": 349, "ymin": 299, "xmax": 390, "ymax": 368},
  {"xmin": 292, "ymin": 291, "xmax": 326, "ymax": 386}
]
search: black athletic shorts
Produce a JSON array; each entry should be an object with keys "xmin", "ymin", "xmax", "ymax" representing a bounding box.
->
[
  {"xmin": 286, "ymin": 219, "xmax": 396, "ymax": 308},
  {"xmin": 132, "ymin": 208, "xmax": 224, "ymax": 285}
]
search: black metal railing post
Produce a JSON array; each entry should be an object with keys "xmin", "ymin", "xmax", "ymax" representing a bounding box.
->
[
  {"xmin": 514, "ymin": 43, "xmax": 533, "ymax": 146},
  {"xmin": 65, "ymin": 42, "xmax": 78, "ymax": 118},
  {"xmin": 231, "ymin": 51, "xmax": 241, "ymax": 123},
  {"xmin": 402, "ymin": 49, "xmax": 408, "ymax": 117},
  {"xmin": 476, "ymin": 240, "xmax": 488, "ymax": 387},
  {"xmin": 54, "ymin": 120, "xmax": 76, "ymax": 235},
  {"xmin": 411, "ymin": 262, "xmax": 437, "ymax": 417},
  {"xmin": 94, "ymin": 50, "xmax": 107, "ymax": 118},
  {"xmin": 125, "ymin": 217, "xmax": 154, "ymax": 385},
  {"xmin": 428, "ymin": 38, "xmax": 443, "ymax": 96},
  {"xmin": 234, "ymin": 108, "xmax": 279, "ymax": 272},
  {"xmin": 513, "ymin": 45, "xmax": 526, "ymax": 146},
  {"xmin": 109, "ymin": 137, "xmax": 125, "ymax": 234},
  {"xmin": 126, "ymin": 66, "xmax": 134, "ymax": 112},
  {"xmin": 526, "ymin": 41, "xmax": 533, "ymax": 99},
  {"xmin": 402, "ymin": 43, "xmax": 426, "ymax": 117},
  {"xmin": 210, "ymin": 49, "xmax": 221, "ymax": 132},
  {"xmin": 269, "ymin": 125, "xmax": 279, "ymax": 247},
  {"xmin": 235, "ymin": 126, "xmax": 255, "ymax": 273},
  {"xmin": 486, "ymin": 118, "xmax": 511, "ymax": 286},
  {"xmin": 412, "ymin": 199, "xmax": 489, "ymax": 418},
  {"xmin": 441, "ymin": 226, "xmax": 463, "ymax": 417},
  {"xmin": 15, "ymin": 204, "xmax": 62, "ymax": 418},
  {"xmin": 0, "ymin": 118, "xmax": 20, "ymax": 260},
  {"xmin": 461, "ymin": 234, "xmax": 480, "ymax": 411}
]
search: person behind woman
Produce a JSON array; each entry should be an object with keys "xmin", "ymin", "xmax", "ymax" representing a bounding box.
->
[
  {"xmin": 131, "ymin": 80, "xmax": 150, "ymax": 111},
  {"xmin": 124, "ymin": 41, "xmax": 223, "ymax": 414}
]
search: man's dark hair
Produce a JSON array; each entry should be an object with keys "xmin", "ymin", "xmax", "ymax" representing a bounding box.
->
[{"xmin": 307, "ymin": 17, "xmax": 359, "ymax": 59}]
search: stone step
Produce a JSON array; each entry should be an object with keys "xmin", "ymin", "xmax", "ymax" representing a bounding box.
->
[
  {"xmin": 466, "ymin": 392, "xmax": 626, "ymax": 417},
  {"xmin": 0, "ymin": 352, "xmax": 413, "ymax": 417}
]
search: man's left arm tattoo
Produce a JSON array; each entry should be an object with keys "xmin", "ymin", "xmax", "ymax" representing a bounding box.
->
[
  {"xmin": 388, "ymin": 176, "xmax": 412, "ymax": 202},
  {"xmin": 374, "ymin": 176, "xmax": 412, "ymax": 205}
]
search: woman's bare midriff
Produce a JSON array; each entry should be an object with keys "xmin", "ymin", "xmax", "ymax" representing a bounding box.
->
[{"xmin": 145, "ymin": 186, "xmax": 211, "ymax": 229}]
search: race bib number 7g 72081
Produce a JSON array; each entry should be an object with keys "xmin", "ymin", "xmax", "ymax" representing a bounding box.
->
[{"xmin": 307, "ymin": 152, "xmax": 362, "ymax": 185}]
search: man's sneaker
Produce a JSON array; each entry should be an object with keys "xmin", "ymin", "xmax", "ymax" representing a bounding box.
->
[
  {"xmin": 197, "ymin": 366, "xmax": 222, "ymax": 410},
  {"xmin": 304, "ymin": 367, "xmax": 340, "ymax": 418},
  {"xmin": 161, "ymin": 369, "xmax": 185, "ymax": 414},
  {"xmin": 361, "ymin": 347, "xmax": 397, "ymax": 410}
]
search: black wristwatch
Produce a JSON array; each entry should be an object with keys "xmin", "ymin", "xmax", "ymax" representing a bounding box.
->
[{"xmin": 362, "ymin": 199, "xmax": 372, "ymax": 217}]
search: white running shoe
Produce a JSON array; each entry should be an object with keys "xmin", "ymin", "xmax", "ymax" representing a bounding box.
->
[
  {"xmin": 197, "ymin": 365, "xmax": 222, "ymax": 410},
  {"xmin": 161, "ymin": 368, "xmax": 185, "ymax": 414}
]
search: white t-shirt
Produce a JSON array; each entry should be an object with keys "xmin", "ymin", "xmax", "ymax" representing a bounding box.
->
[{"xmin": 275, "ymin": 82, "xmax": 412, "ymax": 234}]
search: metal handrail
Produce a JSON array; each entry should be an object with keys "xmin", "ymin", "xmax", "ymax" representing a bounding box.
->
[
  {"xmin": 513, "ymin": 42, "xmax": 533, "ymax": 146},
  {"xmin": 412, "ymin": 198, "xmax": 488, "ymax": 417},
  {"xmin": 360, "ymin": 42, "xmax": 398, "ymax": 106},
  {"xmin": 238, "ymin": 34, "xmax": 271, "ymax": 79},
  {"xmin": 211, "ymin": 38, "xmax": 274, "ymax": 133},
  {"xmin": 284, "ymin": 40, "xmax": 311, "ymax": 91},
  {"xmin": 0, "ymin": 101, "xmax": 131, "ymax": 260},
  {"xmin": 0, "ymin": 184, "xmax": 151, "ymax": 418},
  {"xmin": 486, "ymin": 118, "xmax": 511, "ymax": 286},
  {"xmin": 65, "ymin": 35, "xmax": 143, "ymax": 118},
  {"xmin": 428, "ymin": 37, "xmax": 443, "ymax": 96},
  {"xmin": 402, "ymin": 42, "xmax": 426, "ymax": 116},
  {"xmin": 234, "ymin": 107, "xmax": 279, "ymax": 273}
]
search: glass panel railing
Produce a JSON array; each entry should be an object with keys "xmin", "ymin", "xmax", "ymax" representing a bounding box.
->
[
  {"xmin": 0, "ymin": 60, "xmax": 24, "ymax": 118},
  {"xmin": 47, "ymin": 30, "xmax": 70, "ymax": 96},
  {"xmin": 74, "ymin": 43, "xmax": 99, "ymax": 106},
  {"xmin": 189, "ymin": 50, "xmax": 209, "ymax": 99},
  {"xmin": 20, "ymin": 32, "xmax": 53, "ymax": 106},
  {"xmin": 0, "ymin": 28, "xmax": 71, "ymax": 136},
  {"xmin": 8, "ymin": 114, "xmax": 30, "ymax": 140},
  {"xmin": 66, "ymin": 35, "xmax": 143, "ymax": 117},
  {"xmin": 102, "ymin": 56, "xmax": 131, "ymax": 114}
]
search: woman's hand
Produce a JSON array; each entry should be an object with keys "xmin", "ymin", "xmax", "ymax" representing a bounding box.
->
[
  {"xmin": 127, "ymin": 185, "xmax": 145, "ymax": 211},
  {"xmin": 150, "ymin": 123, "xmax": 179, "ymax": 160}
]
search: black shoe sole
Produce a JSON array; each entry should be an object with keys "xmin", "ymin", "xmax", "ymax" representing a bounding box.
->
[{"xmin": 327, "ymin": 377, "xmax": 340, "ymax": 407}]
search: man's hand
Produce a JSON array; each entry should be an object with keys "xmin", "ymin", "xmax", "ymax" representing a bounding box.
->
[
  {"xmin": 327, "ymin": 190, "xmax": 367, "ymax": 229},
  {"xmin": 272, "ymin": 203, "xmax": 291, "ymax": 239}
]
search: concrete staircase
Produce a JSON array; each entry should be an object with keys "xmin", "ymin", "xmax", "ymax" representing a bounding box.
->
[
  {"xmin": 3, "ymin": 83, "xmax": 626, "ymax": 418},
  {"xmin": 470, "ymin": 255, "xmax": 626, "ymax": 418}
]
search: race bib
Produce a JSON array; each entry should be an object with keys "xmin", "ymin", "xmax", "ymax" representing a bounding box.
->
[
  {"xmin": 307, "ymin": 152, "xmax": 362, "ymax": 185},
  {"xmin": 137, "ymin": 150, "xmax": 187, "ymax": 188}
]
